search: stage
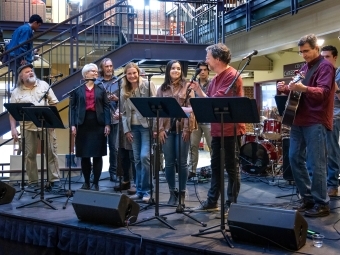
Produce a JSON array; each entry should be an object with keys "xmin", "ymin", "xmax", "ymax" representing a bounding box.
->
[{"xmin": 0, "ymin": 167, "xmax": 339, "ymax": 255}]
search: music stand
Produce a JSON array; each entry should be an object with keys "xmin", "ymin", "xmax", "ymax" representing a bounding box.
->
[
  {"xmin": 274, "ymin": 95, "xmax": 288, "ymax": 117},
  {"xmin": 190, "ymin": 97, "xmax": 259, "ymax": 247},
  {"xmin": 4, "ymin": 103, "xmax": 37, "ymax": 199},
  {"xmin": 129, "ymin": 97, "xmax": 204, "ymax": 229},
  {"xmin": 17, "ymin": 106, "xmax": 64, "ymax": 210}
]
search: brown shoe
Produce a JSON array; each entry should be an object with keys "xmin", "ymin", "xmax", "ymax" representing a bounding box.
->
[
  {"xmin": 127, "ymin": 184, "xmax": 136, "ymax": 195},
  {"xmin": 113, "ymin": 181, "xmax": 130, "ymax": 191},
  {"xmin": 305, "ymin": 204, "xmax": 330, "ymax": 217},
  {"xmin": 327, "ymin": 187, "xmax": 338, "ymax": 197},
  {"xmin": 293, "ymin": 200, "xmax": 314, "ymax": 212}
]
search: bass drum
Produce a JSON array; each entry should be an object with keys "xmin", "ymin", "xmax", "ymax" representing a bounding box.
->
[{"xmin": 240, "ymin": 141, "xmax": 277, "ymax": 175}]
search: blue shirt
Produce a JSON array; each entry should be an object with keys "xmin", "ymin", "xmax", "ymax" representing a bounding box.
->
[{"xmin": 7, "ymin": 23, "xmax": 34, "ymax": 63}]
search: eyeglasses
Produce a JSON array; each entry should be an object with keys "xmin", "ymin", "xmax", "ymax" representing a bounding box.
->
[
  {"xmin": 298, "ymin": 49, "xmax": 312, "ymax": 55},
  {"xmin": 89, "ymin": 70, "xmax": 98, "ymax": 73}
]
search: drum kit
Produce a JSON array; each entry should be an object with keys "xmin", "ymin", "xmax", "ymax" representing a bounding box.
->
[{"xmin": 240, "ymin": 108, "xmax": 289, "ymax": 176}]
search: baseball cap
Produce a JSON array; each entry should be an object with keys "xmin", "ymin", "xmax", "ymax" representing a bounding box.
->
[{"xmin": 17, "ymin": 63, "xmax": 33, "ymax": 75}]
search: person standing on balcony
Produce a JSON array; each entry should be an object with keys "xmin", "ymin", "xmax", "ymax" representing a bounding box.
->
[
  {"xmin": 320, "ymin": 45, "xmax": 340, "ymax": 197},
  {"xmin": 121, "ymin": 62, "xmax": 156, "ymax": 203},
  {"xmin": 187, "ymin": 61, "xmax": 212, "ymax": 180},
  {"xmin": 97, "ymin": 58, "xmax": 121, "ymax": 182},
  {"xmin": 277, "ymin": 34, "xmax": 334, "ymax": 217},
  {"xmin": 7, "ymin": 14, "xmax": 43, "ymax": 83},
  {"xmin": 71, "ymin": 63, "xmax": 111, "ymax": 191},
  {"xmin": 156, "ymin": 60, "xmax": 195, "ymax": 206},
  {"xmin": 9, "ymin": 64, "xmax": 61, "ymax": 188},
  {"xmin": 190, "ymin": 43, "xmax": 245, "ymax": 214}
]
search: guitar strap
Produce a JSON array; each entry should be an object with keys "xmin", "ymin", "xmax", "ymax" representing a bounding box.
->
[{"xmin": 301, "ymin": 57, "xmax": 323, "ymax": 86}]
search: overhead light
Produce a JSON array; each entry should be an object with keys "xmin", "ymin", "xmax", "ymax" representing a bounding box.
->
[{"xmin": 317, "ymin": 39, "xmax": 324, "ymax": 46}]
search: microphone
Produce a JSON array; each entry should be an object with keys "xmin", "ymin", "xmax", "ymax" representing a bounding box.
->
[
  {"xmin": 85, "ymin": 78, "xmax": 96, "ymax": 82},
  {"xmin": 43, "ymin": 73, "xmax": 63, "ymax": 79},
  {"xmin": 191, "ymin": 68, "xmax": 202, "ymax": 82},
  {"xmin": 242, "ymin": 50, "xmax": 258, "ymax": 60}
]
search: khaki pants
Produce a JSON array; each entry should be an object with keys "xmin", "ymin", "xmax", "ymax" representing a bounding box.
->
[
  {"xmin": 23, "ymin": 129, "xmax": 61, "ymax": 184},
  {"xmin": 188, "ymin": 123, "xmax": 212, "ymax": 173}
]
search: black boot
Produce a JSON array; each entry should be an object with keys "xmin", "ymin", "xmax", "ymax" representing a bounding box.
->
[{"xmin": 168, "ymin": 189, "xmax": 178, "ymax": 205}]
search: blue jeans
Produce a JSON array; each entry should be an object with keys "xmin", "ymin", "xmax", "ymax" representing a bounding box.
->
[
  {"xmin": 207, "ymin": 136, "xmax": 241, "ymax": 206},
  {"xmin": 326, "ymin": 118, "xmax": 340, "ymax": 188},
  {"xmin": 289, "ymin": 124, "xmax": 329, "ymax": 205},
  {"xmin": 162, "ymin": 132, "xmax": 190, "ymax": 192},
  {"xmin": 107, "ymin": 123, "xmax": 118, "ymax": 179},
  {"xmin": 131, "ymin": 125, "xmax": 151, "ymax": 197}
]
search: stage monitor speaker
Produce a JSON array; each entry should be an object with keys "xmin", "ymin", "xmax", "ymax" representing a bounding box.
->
[
  {"xmin": 72, "ymin": 190, "xmax": 140, "ymax": 226},
  {"xmin": 228, "ymin": 203, "xmax": 308, "ymax": 251},
  {"xmin": 282, "ymin": 137, "xmax": 294, "ymax": 181},
  {"xmin": 0, "ymin": 181, "xmax": 15, "ymax": 205}
]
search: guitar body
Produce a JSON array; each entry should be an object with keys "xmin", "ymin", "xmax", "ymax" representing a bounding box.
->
[
  {"xmin": 282, "ymin": 91, "xmax": 302, "ymax": 126},
  {"xmin": 281, "ymin": 72, "xmax": 305, "ymax": 127}
]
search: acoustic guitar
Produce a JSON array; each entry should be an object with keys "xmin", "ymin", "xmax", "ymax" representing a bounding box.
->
[{"xmin": 281, "ymin": 72, "xmax": 305, "ymax": 127}]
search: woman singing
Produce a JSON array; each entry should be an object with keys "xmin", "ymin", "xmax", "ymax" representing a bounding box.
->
[
  {"xmin": 71, "ymin": 63, "xmax": 111, "ymax": 191},
  {"xmin": 121, "ymin": 62, "xmax": 156, "ymax": 202},
  {"xmin": 157, "ymin": 60, "xmax": 194, "ymax": 206}
]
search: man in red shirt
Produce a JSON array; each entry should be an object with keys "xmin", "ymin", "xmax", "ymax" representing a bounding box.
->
[
  {"xmin": 191, "ymin": 43, "xmax": 245, "ymax": 212},
  {"xmin": 277, "ymin": 34, "xmax": 335, "ymax": 217}
]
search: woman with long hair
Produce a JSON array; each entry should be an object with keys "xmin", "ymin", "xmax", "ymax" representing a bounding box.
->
[
  {"xmin": 121, "ymin": 62, "xmax": 156, "ymax": 202},
  {"xmin": 157, "ymin": 60, "xmax": 194, "ymax": 206}
]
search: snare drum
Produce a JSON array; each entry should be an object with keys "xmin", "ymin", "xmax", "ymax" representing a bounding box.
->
[
  {"xmin": 242, "ymin": 133, "xmax": 264, "ymax": 145},
  {"xmin": 240, "ymin": 141, "xmax": 278, "ymax": 175},
  {"xmin": 262, "ymin": 119, "xmax": 281, "ymax": 140}
]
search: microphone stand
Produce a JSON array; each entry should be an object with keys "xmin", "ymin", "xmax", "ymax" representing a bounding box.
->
[
  {"xmin": 224, "ymin": 57, "xmax": 252, "ymax": 95},
  {"xmin": 59, "ymin": 80, "xmax": 88, "ymax": 209}
]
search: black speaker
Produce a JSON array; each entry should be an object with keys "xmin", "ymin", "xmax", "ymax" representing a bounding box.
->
[
  {"xmin": 72, "ymin": 190, "xmax": 140, "ymax": 226},
  {"xmin": 282, "ymin": 137, "xmax": 294, "ymax": 181},
  {"xmin": 228, "ymin": 203, "xmax": 308, "ymax": 251},
  {"xmin": 0, "ymin": 181, "xmax": 15, "ymax": 205}
]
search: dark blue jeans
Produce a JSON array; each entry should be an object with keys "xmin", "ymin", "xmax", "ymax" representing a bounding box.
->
[
  {"xmin": 207, "ymin": 136, "xmax": 241, "ymax": 206},
  {"xmin": 107, "ymin": 123, "xmax": 118, "ymax": 179}
]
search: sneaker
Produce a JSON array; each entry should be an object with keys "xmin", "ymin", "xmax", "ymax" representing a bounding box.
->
[
  {"xmin": 27, "ymin": 183, "xmax": 39, "ymax": 189},
  {"xmin": 127, "ymin": 184, "xmax": 137, "ymax": 195},
  {"xmin": 327, "ymin": 187, "xmax": 338, "ymax": 197},
  {"xmin": 129, "ymin": 194, "xmax": 142, "ymax": 200},
  {"xmin": 50, "ymin": 181, "xmax": 62, "ymax": 189},
  {"xmin": 188, "ymin": 171, "xmax": 196, "ymax": 180},
  {"xmin": 304, "ymin": 204, "xmax": 330, "ymax": 217},
  {"xmin": 81, "ymin": 183, "xmax": 90, "ymax": 190},
  {"xmin": 92, "ymin": 184, "xmax": 99, "ymax": 191},
  {"xmin": 292, "ymin": 200, "xmax": 314, "ymax": 212},
  {"xmin": 215, "ymin": 208, "xmax": 229, "ymax": 219},
  {"xmin": 193, "ymin": 200, "xmax": 219, "ymax": 211},
  {"xmin": 142, "ymin": 194, "xmax": 150, "ymax": 203},
  {"xmin": 113, "ymin": 181, "xmax": 130, "ymax": 191}
]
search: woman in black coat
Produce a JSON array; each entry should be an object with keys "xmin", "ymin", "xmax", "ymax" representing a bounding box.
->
[{"xmin": 71, "ymin": 63, "xmax": 111, "ymax": 191}]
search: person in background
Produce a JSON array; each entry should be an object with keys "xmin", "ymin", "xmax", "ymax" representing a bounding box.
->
[
  {"xmin": 187, "ymin": 61, "xmax": 212, "ymax": 179},
  {"xmin": 71, "ymin": 63, "xmax": 110, "ymax": 191},
  {"xmin": 191, "ymin": 43, "xmax": 245, "ymax": 214},
  {"xmin": 277, "ymin": 34, "xmax": 334, "ymax": 217},
  {"xmin": 121, "ymin": 62, "xmax": 156, "ymax": 203},
  {"xmin": 320, "ymin": 45, "xmax": 340, "ymax": 197},
  {"xmin": 156, "ymin": 60, "xmax": 194, "ymax": 206},
  {"xmin": 9, "ymin": 64, "xmax": 61, "ymax": 188},
  {"xmin": 6, "ymin": 14, "xmax": 43, "ymax": 82},
  {"xmin": 97, "ymin": 58, "xmax": 120, "ymax": 182}
]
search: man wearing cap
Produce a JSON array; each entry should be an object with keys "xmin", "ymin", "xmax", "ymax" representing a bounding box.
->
[{"xmin": 9, "ymin": 64, "xmax": 61, "ymax": 188}]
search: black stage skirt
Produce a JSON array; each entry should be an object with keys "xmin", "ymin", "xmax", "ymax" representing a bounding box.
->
[{"xmin": 75, "ymin": 111, "xmax": 107, "ymax": 157}]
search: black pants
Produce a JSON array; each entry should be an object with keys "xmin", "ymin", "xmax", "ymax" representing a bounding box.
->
[{"xmin": 81, "ymin": 157, "xmax": 102, "ymax": 185}]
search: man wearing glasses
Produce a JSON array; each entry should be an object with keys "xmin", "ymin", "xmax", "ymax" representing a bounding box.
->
[{"xmin": 277, "ymin": 34, "xmax": 335, "ymax": 217}]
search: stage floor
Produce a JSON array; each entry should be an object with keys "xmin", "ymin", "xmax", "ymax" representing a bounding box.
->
[{"xmin": 0, "ymin": 164, "xmax": 339, "ymax": 255}]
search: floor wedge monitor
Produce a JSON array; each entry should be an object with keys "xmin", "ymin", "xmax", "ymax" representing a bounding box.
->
[
  {"xmin": 72, "ymin": 190, "xmax": 140, "ymax": 226},
  {"xmin": 0, "ymin": 181, "xmax": 15, "ymax": 205},
  {"xmin": 228, "ymin": 203, "xmax": 308, "ymax": 250}
]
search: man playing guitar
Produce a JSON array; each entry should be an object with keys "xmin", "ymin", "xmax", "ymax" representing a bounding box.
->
[{"xmin": 277, "ymin": 34, "xmax": 335, "ymax": 217}]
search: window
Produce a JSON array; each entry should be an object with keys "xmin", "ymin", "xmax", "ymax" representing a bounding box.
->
[{"xmin": 129, "ymin": 0, "xmax": 160, "ymax": 11}]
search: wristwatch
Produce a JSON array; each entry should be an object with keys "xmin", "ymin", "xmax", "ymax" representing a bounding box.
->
[{"xmin": 335, "ymin": 89, "xmax": 340, "ymax": 94}]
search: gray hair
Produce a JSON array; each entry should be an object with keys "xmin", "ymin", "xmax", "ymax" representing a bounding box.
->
[
  {"xmin": 206, "ymin": 43, "xmax": 231, "ymax": 65},
  {"xmin": 298, "ymin": 34, "xmax": 318, "ymax": 49},
  {"xmin": 82, "ymin": 63, "xmax": 98, "ymax": 78}
]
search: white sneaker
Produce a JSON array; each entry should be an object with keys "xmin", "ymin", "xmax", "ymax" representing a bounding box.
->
[
  {"xmin": 142, "ymin": 194, "xmax": 150, "ymax": 203},
  {"xmin": 129, "ymin": 194, "xmax": 142, "ymax": 200}
]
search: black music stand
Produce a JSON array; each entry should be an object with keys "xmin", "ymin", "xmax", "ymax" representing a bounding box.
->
[
  {"xmin": 190, "ymin": 97, "xmax": 259, "ymax": 247},
  {"xmin": 274, "ymin": 95, "xmax": 288, "ymax": 117},
  {"xmin": 17, "ymin": 106, "xmax": 64, "ymax": 210},
  {"xmin": 4, "ymin": 103, "xmax": 37, "ymax": 199},
  {"xmin": 129, "ymin": 97, "xmax": 204, "ymax": 229}
]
